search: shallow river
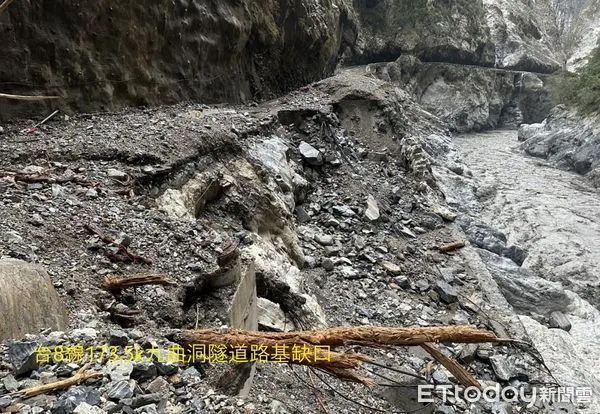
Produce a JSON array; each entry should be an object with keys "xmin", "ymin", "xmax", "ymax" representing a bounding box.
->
[{"xmin": 435, "ymin": 129, "xmax": 600, "ymax": 412}]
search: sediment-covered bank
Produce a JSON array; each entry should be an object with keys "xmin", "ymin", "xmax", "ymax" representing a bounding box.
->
[{"xmin": 0, "ymin": 68, "xmax": 571, "ymax": 413}]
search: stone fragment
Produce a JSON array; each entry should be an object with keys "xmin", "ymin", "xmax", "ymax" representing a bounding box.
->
[
  {"xmin": 434, "ymin": 281, "xmax": 458, "ymax": 304},
  {"xmin": 381, "ymin": 261, "xmax": 402, "ymax": 275},
  {"xmin": 20, "ymin": 165, "xmax": 45, "ymax": 174},
  {"xmin": 145, "ymin": 377, "xmax": 170, "ymax": 394},
  {"xmin": 323, "ymin": 245, "xmax": 341, "ymax": 257},
  {"xmin": 109, "ymin": 330, "xmax": 129, "ymax": 346},
  {"xmin": 106, "ymin": 361, "xmax": 133, "ymax": 382},
  {"xmin": 332, "ymin": 205, "xmax": 355, "ymax": 217},
  {"xmin": 298, "ymin": 141, "xmax": 323, "ymax": 166},
  {"xmin": 72, "ymin": 328, "xmax": 98, "ymax": 341},
  {"xmin": 74, "ymin": 402, "xmax": 107, "ymax": 414},
  {"xmin": 106, "ymin": 380, "xmax": 135, "ymax": 400},
  {"xmin": 433, "ymin": 205, "xmax": 457, "ymax": 222},
  {"xmin": 458, "ymin": 344, "xmax": 479, "ymax": 363},
  {"xmin": 393, "ymin": 276, "xmax": 410, "ymax": 289},
  {"xmin": 257, "ymin": 298, "xmax": 295, "ymax": 332},
  {"xmin": 364, "ymin": 195, "xmax": 380, "ymax": 221},
  {"xmin": 86, "ymin": 188, "xmax": 98, "ymax": 198},
  {"xmin": 548, "ymin": 311, "xmax": 572, "ymax": 332},
  {"xmin": 152, "ymin": 351, "xmax": 179, "ymax": 376},
  {"xmin": 107, "ymin": 169, "xmax": 128, "ymax": 180},
  {"xmin": 489, "ymin": 355, "xmax": 514, "ymax": 381},
  {"xmin": 314, "ymin": 234, "xmax": 333, "ymax": 246},
  {"xmin": 502, "ymin": 245, "xmax": 528, "ymax": 266},
  {"xmin": 414, "ymin": 279, "xmax": 430, "ymax": 292},
  {"xmin": 123, "ymin": 393, "xmax": 162, "ymax": 409},
  {"xmin": 321, "ymin": 258, "xmax": 335, "ymax": 271},
  {"xmin": 54, "ymin": 386, "xmax": 101, "ymax": 414},
  {"xmin": 2, "ymin": 374, "xmax": 19, "ymax": 392},
  {"xmin": 7, "ymin": 341, "xmax": 39, "ymax": 375},
  {"xmin": 135, "ymin": 404, "xmax": 158, "ymax": 414},
  {"xmin": 0, "ymin": 396, "xmax": 11, "ymax": 409}
]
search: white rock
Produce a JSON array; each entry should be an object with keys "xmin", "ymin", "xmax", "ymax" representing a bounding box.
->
[
  {"xmin": 74, "ymin": 403, "xmax": 107, "ymax": 414},
  {"xmin": 314, "ymin": 234, "xmax": 334, "ymax": 246},
  {"xmin": 364, "ymin": 195, "xmax": 380, "ymax": 221},
  {"xmin": 381, "ymin": 261, "xmax": 402, "ymax": 275},
  {"xmin": 107, "ymin": 168, "xmax": 128, "ymax": 180},
  {"xmin": 298, "ymin": 141, "xmax": 323, "ymax": 166},
  {"xmin": 257, "ymin": 298, "xmax": 295, "ymax": 332}
]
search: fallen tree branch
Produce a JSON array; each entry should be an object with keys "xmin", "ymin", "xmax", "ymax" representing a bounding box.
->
[
  {"xmin": 0, "ymin": 92, "xmax": 59, "ymax": 101},
  {"xmin": 438, "ymin": 240, "xmax": 466, "ymax": 253},
  {"xmin": 84, "ymin": 223, "xmax": 153, "ymax": 265},
  {"xmin": 174, "ymin": 325, "xmax": 507, "ymax": 349},
  {"xmin": 11, "ymin": 173, "xmax": 96, "ymax": 186},
  {"xmin": 172, "ymin": 326, "xmax": 510, "ymax": 385},
  {"xmin": 421, "ymin": 342, "xmax": 481, "ymax": 389},
  {"xmin": 0, "ymin": 0, "xmax": 17, "ymax": 16},
  {"xmin": 12, "ymin": 363, "xmax": 101, "ymax": 399},
  {"xmin": 102, "ymin": 273, "xmax": 176, "ymax": 291}
]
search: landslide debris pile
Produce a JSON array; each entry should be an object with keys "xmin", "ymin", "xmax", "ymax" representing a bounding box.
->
[{"xmin": 0, "ymin": 70, "xmax": 561, "ymax": 413}]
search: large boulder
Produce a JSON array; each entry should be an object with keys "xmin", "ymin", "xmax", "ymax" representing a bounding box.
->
[
  {"xmin": 0, "ymin": 259, "xmax": 68, "ymax": 340},
  {"xmin": 520, "ymin": 107, "xmax": 600, "ymax": 177}
]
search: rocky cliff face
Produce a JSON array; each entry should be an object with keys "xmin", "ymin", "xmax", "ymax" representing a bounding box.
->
[
  {"xmin": 550, "ymin": 0, "xmax": 600, "ymax": 69},
  {"xmin": 368, "ymin": 58, "xmax": 552, "ymax": 132},
  {"xmin": 350, "ymin": 0, "xmax": 495, "ymax": 66},
  {"xmin": 1, "ymin": 0, "xmax": 598, "ymax": 121},
  {"xmin": 0, "ymin": 0, "xmax": 356, "ymax": 119},
  {"xmin": 351, "ymin": 0, "xmax": 571, "ymax": 73},
  {"xmin": 519, "ymin": 106, "xmax": 600, "ymax": 187}
]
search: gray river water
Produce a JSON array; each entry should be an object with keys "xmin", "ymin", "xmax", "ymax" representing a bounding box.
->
[{"xmin": 434, "ymin": 129, "xmax": 600, "ymax": 412}]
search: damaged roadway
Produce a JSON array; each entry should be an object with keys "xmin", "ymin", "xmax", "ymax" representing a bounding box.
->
[{"xmin": 0, "ymin": 69, "xmax": 568, "ymax": 413}]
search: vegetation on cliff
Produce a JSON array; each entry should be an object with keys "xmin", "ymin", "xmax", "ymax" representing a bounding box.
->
[{"xmin": 549, "ymin": 44, "xmax": 600, "ymax": 115}]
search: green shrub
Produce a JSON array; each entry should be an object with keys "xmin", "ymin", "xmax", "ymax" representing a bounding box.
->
[{"xmin": 550, "ymin": 46, "xmax": 600, "ymax": 115}]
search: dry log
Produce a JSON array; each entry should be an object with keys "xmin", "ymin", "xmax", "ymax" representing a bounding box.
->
[
  {"xmin": 12, "ymin": 173, "xmax": 96, "ymax": 186},
  {"xmin": 438, "ymin": 241, "xmax": 466, "ymax": 253},
  {"xmin": 12, "ymin": 363, "xmax": 101, "ymax": 399},
  {"xmin": 0, "ymin": 0, "xmax": 17, "ymax": 15},
  {"xmin": 102, "ymin": 273, "xmax": 176, "ymax": 291},
  {"xmin": 84, "ymin": 223, "xmax": 153, "ymax": 265},
  {"xmin": 172, "ymin": 326, "xmax": 507, "ymax": 385},
  {"xmin": 173, "ymin": 325, "xmax": 505, "ymax": 350},
  {"xmin": 0, "ymin": 92, "xmax": 59, "ymax": 101},
  {"xmin": 421, "ymin": 342, "xmax": 481, "ymax": 389}
]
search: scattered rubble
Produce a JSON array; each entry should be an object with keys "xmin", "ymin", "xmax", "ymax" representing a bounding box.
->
[{"xmin": 0, "ymin": 69, "xmax": 566, "ymax": 413}]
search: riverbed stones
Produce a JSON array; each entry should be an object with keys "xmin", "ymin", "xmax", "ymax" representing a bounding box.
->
[{"xmin": 0, "ymin": 259, "xmax": 68, "ymax": 341}]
